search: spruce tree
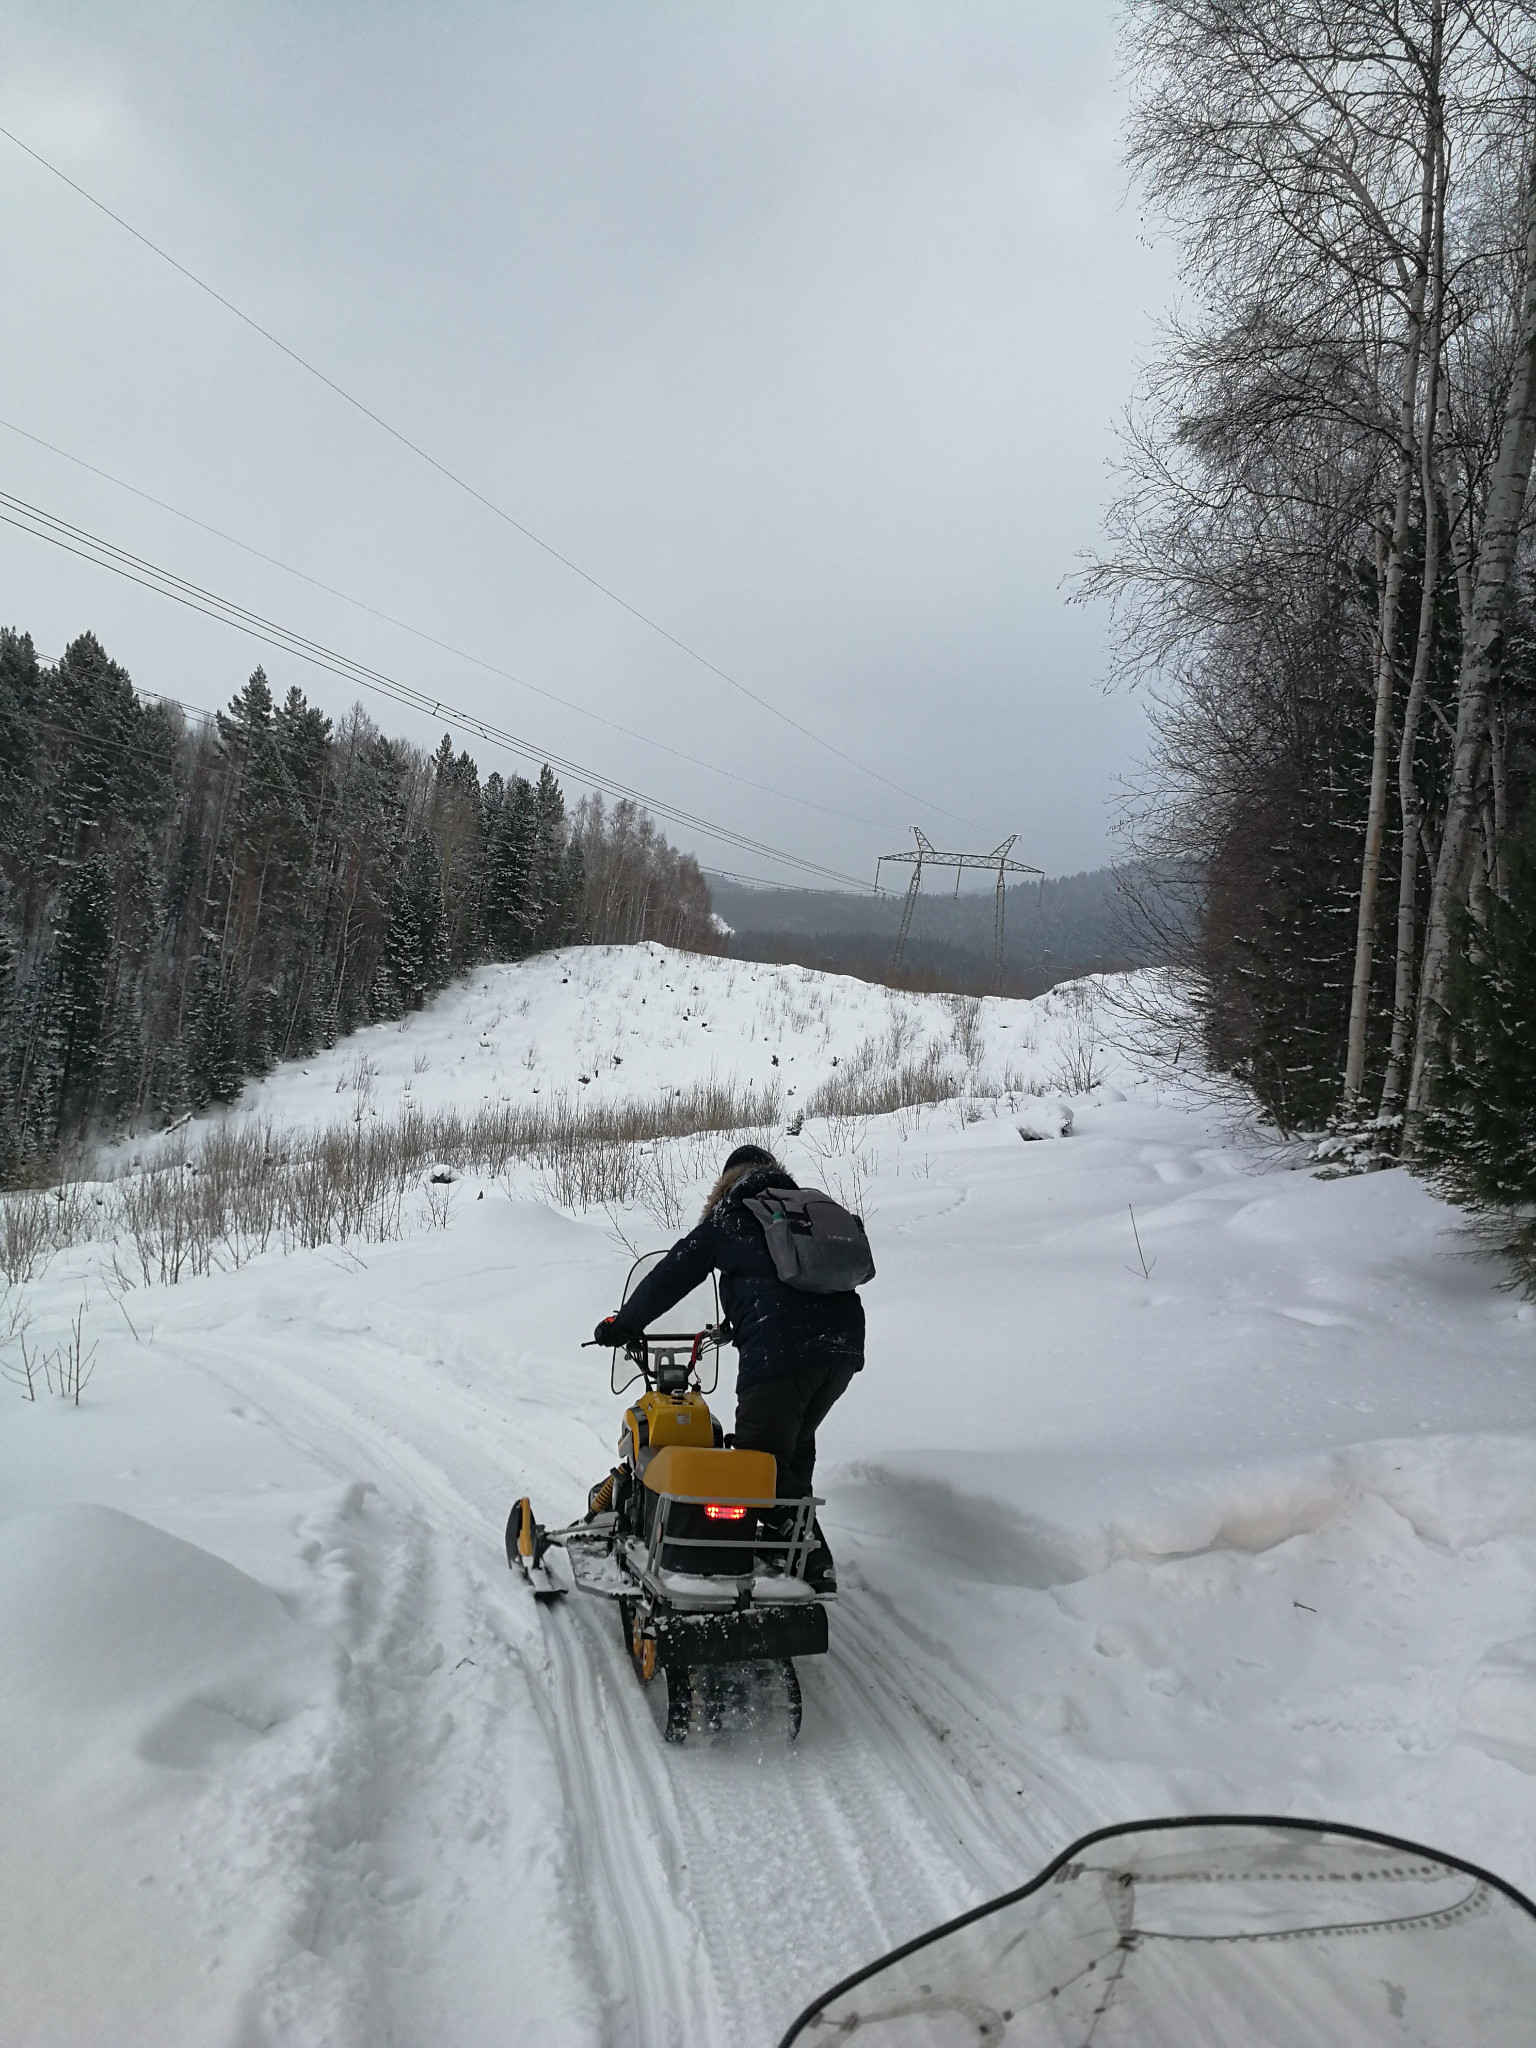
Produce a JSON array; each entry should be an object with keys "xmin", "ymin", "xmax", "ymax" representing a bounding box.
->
[
  {"xmin": 480, "ymin": 772, "xmax": 537, "ymax": 958},
  {"xmin": 51, "ymin": 855, "xmax": 115, "ymax": 1133},
  {"xmin": 531, "ymin": 765, "xmax": 569, "ymax": 950},
  {"xmin": 1419, "ymin": 827, "xmax": 1536, "ymax": 1286},
  {"xmin": 189, "ymin": 966, "xmax": 244, "ymax": 1106}
]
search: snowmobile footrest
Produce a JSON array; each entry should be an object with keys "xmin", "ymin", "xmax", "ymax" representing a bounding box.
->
[{"xmin": 656, "ymin": 1601, "xmax": 827, "ymax": 1669}]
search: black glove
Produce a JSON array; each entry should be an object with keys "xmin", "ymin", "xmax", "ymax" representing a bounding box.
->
[{"xmin": 593, "ymin": 1315, "xmax": 628, "ymax": 1347}]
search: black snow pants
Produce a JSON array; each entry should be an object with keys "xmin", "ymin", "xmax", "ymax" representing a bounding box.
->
[{"xmin": 733, "ymin": 1354, "xmax": 858, "ymax": 1505}]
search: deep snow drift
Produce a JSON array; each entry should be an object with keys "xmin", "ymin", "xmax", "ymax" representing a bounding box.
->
[{"xmin": 2, "ymin": 945, "xmax": 1533, "ymax": 2047}]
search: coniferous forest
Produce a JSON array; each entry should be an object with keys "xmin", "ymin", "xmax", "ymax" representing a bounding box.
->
[{"xmin": 0, "ymin": 627, "xmax": 716, "ymax": 1182}]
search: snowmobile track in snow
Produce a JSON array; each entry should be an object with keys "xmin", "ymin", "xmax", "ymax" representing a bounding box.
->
[{"xmin": 196, "ymin": 1334, "xmax": 1079, "ymax": 2046}]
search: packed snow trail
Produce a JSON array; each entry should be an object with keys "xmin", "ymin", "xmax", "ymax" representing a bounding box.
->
[
  {"xmin": 4, "ymin": 951, "xmax": 1535, "ymax": 2046},
  {"xmin": 177, "ymin": 1253, "xmax": 1085, "ymax": 2046}
]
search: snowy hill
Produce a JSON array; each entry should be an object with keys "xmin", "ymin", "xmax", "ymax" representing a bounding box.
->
[
  {"xmin": 3, "ymin": 945, "xmax": 1534, "ymax": 2046},
  {"xmin": 218, "ymin": 942, "xmax": 1066, "ymax": 1127}
]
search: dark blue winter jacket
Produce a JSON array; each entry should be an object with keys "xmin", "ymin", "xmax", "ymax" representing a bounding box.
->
[{"xmin": 613, "ymin": 1166, "xmax": 865, "ymax": 1389}]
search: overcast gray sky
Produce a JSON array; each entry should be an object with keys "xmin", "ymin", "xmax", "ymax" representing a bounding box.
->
[{"xmin": 0, "ymin": 2, "xmax": 1174, "ymax": 886}]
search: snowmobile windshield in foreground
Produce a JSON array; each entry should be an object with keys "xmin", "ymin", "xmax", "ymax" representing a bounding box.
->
[{"xmin": 776, "ymin": 1817, "xmax": 1536, "ymax": 2047}]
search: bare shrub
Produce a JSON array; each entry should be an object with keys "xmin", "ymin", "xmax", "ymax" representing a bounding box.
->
[
  {"xmin": 532, "ymin": 1133, "xmax": 643, "ymax": 1213},
  {"xmin": 104, "ymin": 1078, "xmax": 785, "ymax": 1280},
  {"xmin": 119, "ymin": 1169, "xmax": 195, "ymax": 1285},
  {"xmin": 804, "ymin": 1044, "xmax": 956, "ymax": 1119},
  {"xmin": 121, "ymin": 1123, "xmax": 287, "ymax": 1276},
  {"xmin": 3, "ymin": 1293, "xmax": 96, "ymax": 1404},
  {"xmin": 795, "ymin": 1118, "xmax": 875, "ymax": 1218},
  {"xmin": 54, "ymin": 1300, "xmax": 97, "ymax": 1404},
  {"xmin": 349, "ymin": 1055, "xmax": 378, "ymax": 1123},
  {"xmin": 884, "ymin": 1005, "xmax": 920, "ymax": 1062},
  {"xmin": 0, "ymin": 1181, "xmax": 93, "ymax": 1284},
  {"xmin": 947, "ymin": 1084, "xmax": 986, "ymax": 1130},
  {"xmin": 1052, "ymin": 982, "xmax": 1104, "ymax": 1094},
  {"xmin": 0, "ymin": 1281, "xmax": 35, "ymax": 1398},
  {"xmin": 0, "ymin": 1192, "xmax": 53, "ymax": 1285},
  {"xmin": 944, "ymin": 994, "xmax": 985, "ymax": 1067}
]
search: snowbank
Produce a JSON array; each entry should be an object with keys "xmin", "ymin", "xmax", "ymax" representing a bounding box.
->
[{"xmin": 0, "ymin": 1506, "xmax": 349, "ymax": 2047}]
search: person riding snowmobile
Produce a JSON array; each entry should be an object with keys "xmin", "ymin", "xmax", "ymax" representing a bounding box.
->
[{"xmin": 594, "ymin": 1143, "xmax": 864, "ymax": 1594}]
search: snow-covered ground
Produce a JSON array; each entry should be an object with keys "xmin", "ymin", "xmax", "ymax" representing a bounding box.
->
[{"xmin": 3, "ymin": 945, "xmax": 1534, "ymax": 2047}]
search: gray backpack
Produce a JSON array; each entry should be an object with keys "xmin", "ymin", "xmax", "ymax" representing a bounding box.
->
[{"xmin": 742, "ymin": 1187, "xmax": 875, "ymax": 1295}]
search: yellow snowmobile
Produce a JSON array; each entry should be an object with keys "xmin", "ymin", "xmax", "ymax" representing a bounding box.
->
[{"xmin": 507, "ymin": 1256, "xmax": 828, "ymax": 1743}]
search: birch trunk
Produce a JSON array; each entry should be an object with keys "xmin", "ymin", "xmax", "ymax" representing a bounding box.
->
[
  {"xmin": 1381, "ymin": 404, "xmax": 1440, "ymax": 1108},
  {"xmin": 1382, "ymin": 133, "xmax": 1447, "ymax": 1114},
  {"xmin": 1407, "ymin": 136, "xmax": 1536, "ymax": 1128},
  {"xmin": 1343, "ymin": 111, "xmax": 1438, "ymax": 1106}
]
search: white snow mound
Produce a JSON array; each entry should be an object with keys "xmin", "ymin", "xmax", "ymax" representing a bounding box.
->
[
  {"xmin": 1462, "ymin": 1637, "xmax": 1536, "ymax": 1773},
  {"xmin": 0, "ymin": 1506, "xmax": 349, "ymax": 2048},
  {"xmin": 1016, "ymin": 1097, "xmax": 1073, "ymax": 1140}
]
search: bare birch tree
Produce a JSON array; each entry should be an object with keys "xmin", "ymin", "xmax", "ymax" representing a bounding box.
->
[
  {"xmin": 1408, "ymin": 90, "xmax": 1536, "ymax": 1122},
  {"xmin": 1093, "ymin": 0, "xmax": 1536, "ymax": 1141}
]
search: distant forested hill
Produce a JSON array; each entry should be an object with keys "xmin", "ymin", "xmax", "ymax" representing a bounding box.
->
[{"xmin": 710, "ymin": 867, "xmax": 1170, "ymax": 996}]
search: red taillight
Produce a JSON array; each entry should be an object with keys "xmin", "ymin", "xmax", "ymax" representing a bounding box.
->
[{"xmin": 704, "ymin": 1503, "xmax": 748, "ymax": 1521}]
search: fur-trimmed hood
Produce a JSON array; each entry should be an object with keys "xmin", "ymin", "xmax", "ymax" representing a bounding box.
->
[{"xmin": 701, "ymin": 1159, "xmax": 797, "ymax": 1219}]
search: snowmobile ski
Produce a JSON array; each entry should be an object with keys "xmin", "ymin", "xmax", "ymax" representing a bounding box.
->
[{"xmin": 506, "ymin": 1496, "xmax": 565, "ymax": 1600}]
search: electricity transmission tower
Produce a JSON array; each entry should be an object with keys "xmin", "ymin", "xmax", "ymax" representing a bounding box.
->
[{"xmin": 874, "ymin": 829, "xmax": 1043, "ymax": 995}]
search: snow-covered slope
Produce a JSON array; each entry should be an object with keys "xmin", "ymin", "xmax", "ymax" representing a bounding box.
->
[
  {"xmin": 3, "ymin": 946, "xmax": 1534, "ymax": 2047},
  {"xmin": 216, "ymin": 942, "xmax": 1065, "ymax": 1128}
]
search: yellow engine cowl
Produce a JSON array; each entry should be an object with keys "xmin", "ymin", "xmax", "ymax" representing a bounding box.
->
[{"xmin": 622, "ymin": 1388, "xmax": 716, "ymax": 1466}]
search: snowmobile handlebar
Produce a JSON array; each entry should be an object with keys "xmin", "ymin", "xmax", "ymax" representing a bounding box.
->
[
  {"xmin": 580, "ymin": 1325, "xmax": 725, "ymax": 1352},
  {"xmin": 597, "ymin": 1324, "xmax": 726, "ymax": 1396}
]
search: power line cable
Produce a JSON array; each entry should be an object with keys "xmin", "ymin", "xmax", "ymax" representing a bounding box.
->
[
  {"xmin": 0, "ymin": 488, "xmax": 869, "ymax": 889},
  {"xmin": 0, "ymin": 412, "xmax": 891, "ymax": 834},
  {"xmin": 0, "ymin": 119, "xmax": 972, "ymax": 828},
  {"xmin": 701, "ymin": 864, "xmax": 892, "ymax": 897},
  {"xmin": 0, "ymin": 493, "xmax": 864, "ymax": 889}
]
